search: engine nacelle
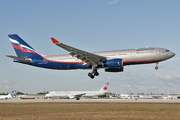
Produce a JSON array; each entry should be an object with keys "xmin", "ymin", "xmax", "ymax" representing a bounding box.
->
[
  {"xmin": 103, "ymin": 59, "xmax": 123, "ymax": 68},
  {"xmin": 68, "ymin": 95, "xmax": 75, "ymax": 99},
  {"xmin": 105, "ymin": 67, "xmax": 123, "ymax": 72}
]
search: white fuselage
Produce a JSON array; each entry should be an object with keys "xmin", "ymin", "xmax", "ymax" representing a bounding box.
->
[
  {"xmin": 46, "ymin": 91, "xmax": 107, "ymax": 98},
  {"xmin": 0, "ymin": 94, "xmax": 12, "ymax": 100}
]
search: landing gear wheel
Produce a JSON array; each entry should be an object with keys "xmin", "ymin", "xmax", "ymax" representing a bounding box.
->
[
  {"xmin": 88, "ymin": 73, "xmax": 94, "ymax": 79},
  {"xmin": 76, "ymin": 98, "xmax": 80, "ymax": 100},
  {"xmin": 90, "ymin": 75, "xmax": 94, "ymax": 79},
  {"xmin": 155, "ymin": 66, "xmax": 158, "ymax": 70},
  {"xmin": 94, "ymin": 72, "xmax": 99, "ymax": 76},
  {"xmin": 88, "ymin": 73, "xmax": 92, "ymax": 77},
  {"xmin": 155, "ymin": 63, "xmax": 159, "ymax": 70}
]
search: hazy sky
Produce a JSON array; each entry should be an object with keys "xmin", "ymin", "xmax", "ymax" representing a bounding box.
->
[{"xmin": 0, "ymin": 0, "xmax": 180, "ymax": 94}]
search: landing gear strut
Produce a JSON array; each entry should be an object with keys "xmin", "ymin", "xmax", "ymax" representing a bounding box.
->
[{"xmin": 155, "ymin": 63, "xmax": 159, "ymax": 70}]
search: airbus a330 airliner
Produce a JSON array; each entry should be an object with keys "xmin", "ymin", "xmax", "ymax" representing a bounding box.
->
[{"xmin": 6, "ymin": 34, "xmax": 175, "ymax": 79}]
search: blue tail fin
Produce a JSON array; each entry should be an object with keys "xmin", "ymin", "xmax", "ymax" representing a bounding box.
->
[
  {"xmin": 11, "ymin": 90, "xmax": 16, "ymax": 97},
  {"xmin": 8, "ymin": 34, "xmax": 39, "ymax": 59}
]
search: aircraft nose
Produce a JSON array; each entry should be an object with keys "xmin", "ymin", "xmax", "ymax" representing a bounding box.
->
[{"xmin": 171, "ymin": 52, "xmax": 175, "ymax": 57}]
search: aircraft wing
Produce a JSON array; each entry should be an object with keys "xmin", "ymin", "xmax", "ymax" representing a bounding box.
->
[
  {"xmin": 74, "ymin": 93, "xmax": 86, "ymax": 98},
  {"xmin": 51, "ymin": 38, "xmax": 107, "ymax": 66},
  {"xmin": 68, "ymin": 93, "xmax": 86, "ymax": 99}
]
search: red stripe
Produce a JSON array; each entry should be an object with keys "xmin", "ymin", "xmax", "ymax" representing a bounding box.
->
[
  {"xmin": 123, "ymin": 60, "xmax": 163, "ymax": 63},
  {"xmin": 13, "ymin": 45, "xmax": 22, "ymax": 50}
]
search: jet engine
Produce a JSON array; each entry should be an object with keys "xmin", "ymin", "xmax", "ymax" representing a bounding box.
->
[
  {"xmin": 103, "ymin": 58, "xmax": 124, "ymax": 72},
  {"xmin": 103, "ymin": 59, "xmax": 123, "ymax": 68},
  {"xmin": 68, "ymin": 95, "xmax": 75, "ymax": 99}
]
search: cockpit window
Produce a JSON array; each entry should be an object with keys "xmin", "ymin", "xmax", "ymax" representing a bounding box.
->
[{"xmin": 166, "ymin": 50, "xmax": 170, "ymax": 52}]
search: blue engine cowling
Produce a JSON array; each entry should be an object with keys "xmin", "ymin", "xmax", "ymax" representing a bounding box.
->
[{"xmin": 103, "ymin": 59, "xmax": 123, "ymax": 68}]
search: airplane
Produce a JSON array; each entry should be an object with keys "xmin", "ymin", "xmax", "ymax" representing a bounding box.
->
[
  {"xmin": 120, "ymin": 94, "xmax": 131, "ymax": 99},
  {"xmin": 6, "ymin": 34, "xmax": 175, "ymax": 79},
  {"xmin": 45, "ymin": 82, "xmax": 109, "ymax": 100},
  {"xmin": 0, "ymin": 90, "xmax": 16, "ymax": 100}
]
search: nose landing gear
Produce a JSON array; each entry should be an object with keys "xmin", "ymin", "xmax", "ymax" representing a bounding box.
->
[{"xmin": 155, "ymin": 63, "xmax": 159, "ymax": 70}]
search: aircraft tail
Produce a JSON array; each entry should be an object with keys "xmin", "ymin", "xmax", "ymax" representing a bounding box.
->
[
  {"xmin": 11, "ymin": 90, "xmax": 16, "ymax": 97},
  {"xmin": 99, "ymin": 82, "xmax": 109, "ymax": 92},
  {"xmin": 7, "ymin": 34, "xmax": 43, "ymax": 63}
]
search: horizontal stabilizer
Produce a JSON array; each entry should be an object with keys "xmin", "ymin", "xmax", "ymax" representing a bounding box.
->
[{"xmin": 6, "ymin": 55, "xmax": 31, "ymax": 64}]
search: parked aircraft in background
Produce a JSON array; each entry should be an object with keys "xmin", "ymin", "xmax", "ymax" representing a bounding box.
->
[
  {"xmin": 45, "ymin": 82, "xmax": 109, "ymax": 100},
  {"xmin": 120, "ymin": 94, "xmax": 131, "ymax": 99},
  {"xmin": 7, "ymin": 34, "xmax": 175, "ymax": 79},
  {"xmin": 0, "ymin": 90, "xmax": 16, "ymax": 100}
]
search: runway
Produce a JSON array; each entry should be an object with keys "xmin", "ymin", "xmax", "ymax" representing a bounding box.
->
[{"xmin": 1, "ymin": 99, "xmax": 180, "ymax": 104}]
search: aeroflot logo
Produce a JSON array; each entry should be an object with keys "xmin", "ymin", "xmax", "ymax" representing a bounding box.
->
[{"xmin": 103, "ymin": 86, "xmax": 108, "ymax": 90}]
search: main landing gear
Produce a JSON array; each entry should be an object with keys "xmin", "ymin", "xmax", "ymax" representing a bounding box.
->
[
  {"xmin": 88, "ymin": 69, "xmax": 99, "ymax": 79},
  {"xmin": 88, "ymin": 64, "xmax": 99, "ymax": 79},
  {"xmin": 76, "ymin": 98, "xmax": 80, "ymax": 100},
  {"xmin": 155, "ymin": 63, "xmax": 159, "ymax": 70}
]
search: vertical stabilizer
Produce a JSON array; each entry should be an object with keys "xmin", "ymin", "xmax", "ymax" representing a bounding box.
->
[
  {"xmin": 99, "ymin": 82, "xmax": 109, "ymax": 92},
  {"xmin": 8, "ymin": 34, "xmax": 39, "ymax": 59},
  {"xmin": 11, "ymin": 90, "xmax": 16, "ymax": 97}
]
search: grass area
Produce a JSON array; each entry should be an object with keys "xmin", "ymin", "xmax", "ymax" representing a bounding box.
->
[{"xmin": 0, "ymin": 103, "xmax": 180, "ymax": 120}]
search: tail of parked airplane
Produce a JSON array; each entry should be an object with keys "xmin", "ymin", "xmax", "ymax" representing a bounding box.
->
[
  {"xmin": 7, "ymin": 93, "xmax": 12, "ymax": 97},
  {"xmin": 7, "ymin": 34, "xmax": 43, "ymax": 64},
  {"xmin": 11, "ymin": 90, "xmax": 16, "ymax": 97},
  {"xmin": 99, "ymin": 82, "xmax": 109, "ymax": 92}
]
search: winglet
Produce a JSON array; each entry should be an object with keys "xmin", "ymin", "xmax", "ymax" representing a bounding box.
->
[{"xmin": 51, "ymin": 37, "xmax": 60, "ymax": 44}]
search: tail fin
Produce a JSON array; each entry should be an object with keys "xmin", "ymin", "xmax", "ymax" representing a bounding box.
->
[
  {"xmin": 11, "ymin": 90, "xmax": 16, "ymax": 97},
  {"xmin": 7, "ymin": 93, "xmax": 12, "ymax": 97},
  {"xmin": 8, "ymin": 34, "xmax": 38, "ymax": 59},
  {"xmin": 99, "ymin": 82, "xmax": 109, "ymax": 92}
]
